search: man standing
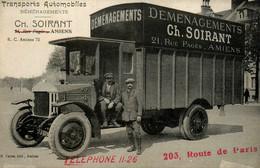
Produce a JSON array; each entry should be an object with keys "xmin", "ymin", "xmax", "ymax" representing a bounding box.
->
[
  {"xmin": 99, "ymin": 73, "xmax": 122, "ymax": 128},
  {"xmin": 244, "ymin": 89, "xmax": 250, "ymax": 104},
  {"xmin": 122, "ymin": 78, "xmax": 142, "ymax": 155}
]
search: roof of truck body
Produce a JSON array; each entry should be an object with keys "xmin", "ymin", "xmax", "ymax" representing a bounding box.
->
[{"xmin": 49, "ymin": 36, "xmax": 135, "ymax": 46}]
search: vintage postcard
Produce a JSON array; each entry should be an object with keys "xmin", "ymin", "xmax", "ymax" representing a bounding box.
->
[{"xmin": 0, "ymin": 0, "xmax": 260, "ymax": 168}]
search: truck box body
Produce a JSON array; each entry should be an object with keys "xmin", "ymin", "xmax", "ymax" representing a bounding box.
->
[
  {"xmin": 90, "ymin": 3, "xmax": 245, "ymax": 110},
  {"xmin": 137, "ymin": 48, "xmax": 243, "ymax": 110}
]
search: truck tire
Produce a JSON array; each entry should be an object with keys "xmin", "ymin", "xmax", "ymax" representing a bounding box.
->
[
  {"xmin": 141, "ymin": 119, "xmax": 165, "ymax": 135},
  {"xmin": 10, "ymin": 109, "xmax": 44, "ymax": 147},
  {"xmin": 48, "ymin": 112, "xmax": 91, "ymax": 159},
  {"xmin": 183, "ymin": 105, "xmax": 208, "ymax": 140},
  {"xmin": 179, "ymin": 111, "xmax": 188, "ymax": 139}
]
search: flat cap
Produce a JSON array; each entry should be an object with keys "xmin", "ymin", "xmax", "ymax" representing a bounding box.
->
[
  {"xmin": 104, "ymin": 73, "xmax": 114, "ymax": 78},
  {"xmin": 125, "ymin": 78, "xmax": 135, "ymax": 83}
]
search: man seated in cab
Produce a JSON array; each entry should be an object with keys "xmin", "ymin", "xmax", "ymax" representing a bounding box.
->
[
  {"xmin": 98, "ymin": 73, "xmax": 123, "ymax": 128},
  {"xmin": 122, "ymin": 78, "xmax": 142, "ymax": 155}
]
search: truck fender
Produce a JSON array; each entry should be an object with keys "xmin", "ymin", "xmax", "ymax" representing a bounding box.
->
[
  {"xmin": 190, "ymin": 99, "xmax": 212, "ymax": 109},
  {"xmin": 53, "ymin": 101, "xmax": 101, "ymax": 139},
  {"xmin": 18, "ymin": 106, "xmax": 32, "ymax": 112},
  {"xmin": 11, "ymin": 99, "xmax": 32, "ymax": 105},
  {"xmin": 186, "ymin": 99, "xmax": 212, "ymax": 117}
]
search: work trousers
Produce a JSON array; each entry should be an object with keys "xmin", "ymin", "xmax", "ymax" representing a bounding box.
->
[
  {"xmin": 126, "ymin": 121, "xmax": 141, "ymax": 138},
  {"xmin": 100, "ymin": 100, "xmax": 123, "ymax": 122}
]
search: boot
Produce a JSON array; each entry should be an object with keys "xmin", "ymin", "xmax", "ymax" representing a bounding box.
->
[
  {"xmin": 111, "ymin": 120, "xmax": 120, "ymax": 127},
  {"xmin": 101, "ymin": 121, "xmax": 108, "ymax": 128},
  {"xmin": 136, "ymin": 137, "xmax": 142, "ymax": 155},
  {"xmin": 127, "ymin": 135, "xmax": 136, "ymax": 152},
  {"xmin": 100, "ymin": 101, "xmax": 108, "ymax": 128},
  {"xmin": 111, "ymin": 110, "xmax": 120, "ymax": 127}
]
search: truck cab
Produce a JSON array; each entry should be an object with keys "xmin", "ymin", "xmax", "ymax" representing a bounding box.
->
[
  {"xmin": 10, "ymin": 37, "xmax": 138, "ymax": 159},
  {"xmin": 50, "ymin": 37, "xmax": 136, "ymax": 91},
  {"xmin": 49, "ymin": 37, "xmax": 136, "ymax": 122}
]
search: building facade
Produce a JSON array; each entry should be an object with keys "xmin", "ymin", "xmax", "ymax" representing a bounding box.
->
[{"xmin": 201, "ymin": 0, "xmax": 260, "ymax": 101}]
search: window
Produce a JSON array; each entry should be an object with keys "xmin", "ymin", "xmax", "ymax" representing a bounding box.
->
[
  {"xmin": 122, "ymin": 52, "xmax": 133, "ymax": 74},
  {"xmin": 70, "ymin": 51, "xmax": 80, "ymax": 74},
  {"xmin": 69, "ymin": 50, "xmax": 96, "ymax": 76},
  {"xmin": 240, "ymin": 11, "xmax": 244, "ymax": 19},
  {"xmin": 251, "ymin": 77, "xmax": 255, "ymax": 89}
]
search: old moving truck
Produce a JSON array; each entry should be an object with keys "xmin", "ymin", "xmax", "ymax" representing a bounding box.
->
[{"xmin": 10, "ymin": 3, "xmax": 245, "ymax": 158}]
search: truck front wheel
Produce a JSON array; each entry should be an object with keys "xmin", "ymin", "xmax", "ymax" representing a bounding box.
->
[
  {"xmin": 141, "ymin": 119, "xmax": 165, "ymax": 135},
  {"xmin": 48, "ymin": 112, "xmax": 91, "ymax": 159},
  {"xmin": 183, "ymin": 105, "xmax": 208, "ymax": 140},
  {"xmin": 10, "ymin": 109, "xmax": 44, "ymax": 147}
]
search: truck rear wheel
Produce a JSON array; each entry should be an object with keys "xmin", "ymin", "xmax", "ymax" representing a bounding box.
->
[
  {"xmin": 183, "ymin": 105, "xmax": 208, "ymax": 140},
  {"xmin": 141, "ymin": 119, "xmax": 165, "ymax": 135},
  {"xmin": 48, "ymin": 112, "xmax": 91, "ymax": 159},
  {"xmin": 10, "ymin": 109, "xmax": 44, "ymax": 147}
]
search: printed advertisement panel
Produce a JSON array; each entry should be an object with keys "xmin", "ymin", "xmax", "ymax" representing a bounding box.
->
[{"xmin": 143, "ymin": 4, "xmax": 245, "ymax": 55}]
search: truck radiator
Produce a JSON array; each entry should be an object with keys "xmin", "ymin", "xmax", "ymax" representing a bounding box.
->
[{"xmin": 34, "ymin": 92, "xmax": 58, "ymax": 116}]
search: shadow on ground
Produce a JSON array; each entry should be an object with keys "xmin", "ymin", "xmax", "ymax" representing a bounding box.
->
[
  {"xmin": 207, "ymin": 124, "xmax": 243, "ymax": 135},
  {"xmin": 84, "ymin": 123, "xmax": 243, "ymax": 156},
  {"xmin": 31, "ymin": 123, "xmax": 243, "ymax": 159},
  {"xmin": 80, "ymin": 127, "xmax": 181, "ymax": 157}
]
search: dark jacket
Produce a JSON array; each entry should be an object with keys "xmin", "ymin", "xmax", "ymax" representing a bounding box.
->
[
  {"xmin": 98, "ymin": 82, "xmax": 121, "ymax": 104},
  {"xmin": 244, "ymin": 90, "xmax": 250, "ymax": 97},
  {"xmin": 122, "ymin": 89, "xmax": 142, "ymax": 122}
]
